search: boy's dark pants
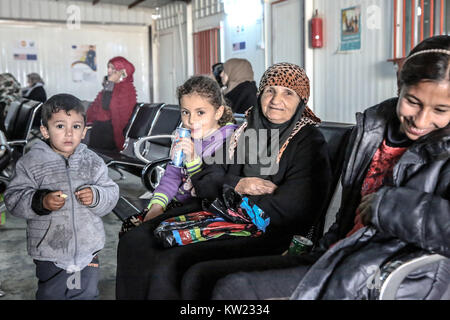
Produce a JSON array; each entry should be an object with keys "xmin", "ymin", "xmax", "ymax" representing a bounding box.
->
[{"xmin": 34, "ymin": 256, "xmax": 99, "ymax": 300}]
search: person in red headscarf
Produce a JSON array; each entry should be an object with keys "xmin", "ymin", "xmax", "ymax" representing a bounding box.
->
[{"xmin": 86, "ymin": 56, "xmax": 137, "ymax": 151}]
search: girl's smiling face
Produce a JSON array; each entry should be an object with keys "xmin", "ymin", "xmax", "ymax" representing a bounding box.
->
[
  {"xmin": 397, "ymin": 80, "xmax": 450, "ymax": 140},
  {"xmin": 179, "ymin": 93, "xmax": 224, "ymax": 139}
]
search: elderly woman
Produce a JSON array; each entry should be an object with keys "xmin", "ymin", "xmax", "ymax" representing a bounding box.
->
[
  {"xmin": 22, "ymin": 73, "xmax": 46, "ymax": 102},
  {"xmin": 116, "ymin": 63, "xmax": 332, "ymax": 299}
]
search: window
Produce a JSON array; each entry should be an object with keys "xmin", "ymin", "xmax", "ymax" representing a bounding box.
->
[
  {"xmin": 393, "ymin": 0, "xmax": 448, "ymax": 59},
  {"xmin": 193, "ymin": 28, "xmax": 220, "ymax": 75}
]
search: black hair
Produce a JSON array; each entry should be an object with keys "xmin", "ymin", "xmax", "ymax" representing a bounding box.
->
[
  {"xmin": 41, "ymin": 93, "xmax": 86, "ymax": 128},
  {"xmin": 212, "ymin": 62, "xmax": 224, "ymax": 87},
  {"xmin": 399, "ymin": 35, "xmax": 450, "ymax": 91},
  {"xmin": 177, "ymin": 75, "xmax": 235, "ymax": 126}
]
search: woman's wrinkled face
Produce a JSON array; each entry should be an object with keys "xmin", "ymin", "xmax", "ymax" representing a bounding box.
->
[
  {"xmin": 260, "ymin": 86, "xmax": 301, "ymax": 124},
  {"xmin": 397, "ymin": 80, "xmax": 450, "ymax": 140}
]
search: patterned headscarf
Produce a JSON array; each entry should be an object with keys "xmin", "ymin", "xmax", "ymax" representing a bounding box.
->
[
  {"xmin": 223, "ymin": 58, "xmax": 255, "ymax": 94},
  {"xmin": 0, "ymin": 73, "xmax": 21, "ymax": 106},
  {"xmin": 229, "ymin": 63, "xmax": 321, "ymax": 178},
  {"xmin": 258, "ymin": 62, "xmax": 320, "ymax": 122}
]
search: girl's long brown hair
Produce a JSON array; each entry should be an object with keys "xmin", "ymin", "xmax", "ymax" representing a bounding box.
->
[{"xmin": 177, "ymin": 75, "xmax": 235, "ymax": 126}]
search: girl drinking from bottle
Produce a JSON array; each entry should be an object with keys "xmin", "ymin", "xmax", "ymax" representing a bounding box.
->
[{"xmin": 119, "ymin": 75, "xmax": 237, "ymax": 235}]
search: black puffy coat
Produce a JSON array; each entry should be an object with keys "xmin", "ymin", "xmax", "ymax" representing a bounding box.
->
[{"xmin": 292, "ymin": 98, "xmax": 450, "ymax": 300}]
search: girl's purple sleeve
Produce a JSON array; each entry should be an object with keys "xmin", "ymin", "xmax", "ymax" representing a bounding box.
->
[{"xmin": 148, "ymin": 164, "xmax": 183, "ymax": 209}]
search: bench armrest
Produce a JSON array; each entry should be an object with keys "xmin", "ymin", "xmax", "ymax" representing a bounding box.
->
[
  {"xmin": 133, "ymin": 134, "xmax": 174, "ymax": 164},
  {"xmin": 379, "ymin": 254, "xmax": 447, "ymax": 300}
]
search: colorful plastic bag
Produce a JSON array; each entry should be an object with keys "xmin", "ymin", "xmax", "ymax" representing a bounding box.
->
[
  {"xmin": 0, "ymin": 193, "xmax": 6, "ymax": 226},
  {"xmin": 154, "ymin": 186, "xmax": 270, "ymax": 247}
]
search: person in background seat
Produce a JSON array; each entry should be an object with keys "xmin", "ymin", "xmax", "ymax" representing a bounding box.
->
[
  {"xmin": 22, "ymin": 73, "xmax": 47, "ymax": 102},
  {"xmin": 221, "ymin": 58, "xmax": 258, "ymax": 114},
  {"xmin": 86, "ymin": 56, "xmax": 137, "ymax": 152},
  {"xmin": 0, "ymin": 73, "xmax": 21, "ymax": 133}
]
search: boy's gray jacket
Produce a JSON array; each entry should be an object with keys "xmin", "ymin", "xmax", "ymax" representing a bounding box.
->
[{"xmin": 5, "ymin": 141, "xmax": 119, "ymax": 271}]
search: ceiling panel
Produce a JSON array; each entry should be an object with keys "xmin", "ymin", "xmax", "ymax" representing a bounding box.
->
[{"xmin": 72, "ymin": 0, "xmax": 183, "ymax": 10}]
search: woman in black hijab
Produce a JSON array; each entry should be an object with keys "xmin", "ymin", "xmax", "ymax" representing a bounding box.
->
[{"xmin": 116, "ymin": 63, "xmax": 332, "ymax": 299}]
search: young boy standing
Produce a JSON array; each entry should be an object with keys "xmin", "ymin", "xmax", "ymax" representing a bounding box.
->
[{"xmin": 4, "ymin": 93, "xmax": 119, "ymax": 300}]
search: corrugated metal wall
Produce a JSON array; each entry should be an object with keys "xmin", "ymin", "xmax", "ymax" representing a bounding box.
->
[
  {"xmin": 0, "ymin": 0, "xmax": 153, "ymax": 24},
  {"xmin": 155, "ymin": 1, "xmax": 188, "ymax": 103},
  {"xmin": 312, "ymin": 0, "xmax": 397, "ymax": 123}
]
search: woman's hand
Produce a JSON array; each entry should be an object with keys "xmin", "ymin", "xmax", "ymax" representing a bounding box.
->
[
  {"xmin": 143, "ymin": 204, "xmax": 164, "ymax": 222},
  {"xmin": 43, "ymin": 191, "xmax": 66, "ymax": 211},
  {"xmin": 358, "ymin": 193, "xmax": 376, "ymax": 226},
  {"xmin": 235, "ymin": 177, "xmax": 278, "ymax": 196}
]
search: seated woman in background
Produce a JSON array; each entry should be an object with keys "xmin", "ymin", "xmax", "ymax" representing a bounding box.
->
[
  {"xmin": 86, "ymin": 56, "xmax": 137, "ymax": 152},
  {"xmin": 115, "ymin": 62, "xmax": 332, "ymax": 300},
  {"xmin": 221, "ymin": 58, "xmax": 258, "ymax": 114},
  {"xmin": 203, "ymin": 35, "xmax": 450, "ymax": 300},
  {"xmin": 22, "ymin": 73, "xmax": 46, "ymax": 102},
  {"xmin": 0, "ymin": 73, "xmax": 22, "ymax": 133}
]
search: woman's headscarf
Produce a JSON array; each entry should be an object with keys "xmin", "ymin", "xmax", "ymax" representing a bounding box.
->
[
  {"xmin": 86, "ymin": 56, "xmax": 137, "ymax": 150},
  {"xmin": 223, "ymin": 58, "xmax": 255, "ymax": 94},
  {"xmin": 230, "ymin": 63, "xmax": 321, "ymax": 178},
  {"xmin": 27, "ymin": 73, "xmax": 45, "ymax": 86},
  {"xmin": 109, "ymin": 56, "xmax": 135, "ymax": 83},
  {"xmin": 0, "ymin": 73, "xmax": 21, "ymax": 106}
]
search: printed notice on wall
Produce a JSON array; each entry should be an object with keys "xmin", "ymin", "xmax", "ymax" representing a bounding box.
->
[
  {"xmin": 13, "ymin": 40, "xmax": 38, "ymax": 61},
  {"xmin": 231, "ymin": 25, "xmax": 247, "ymax": 53},
  {"xmin": 339, "ymin": 6, "xmax": 361, "ymax": 52},
  {"xmin": 70, "ymin": 44, "xmax": 97, "ymax": 83}
]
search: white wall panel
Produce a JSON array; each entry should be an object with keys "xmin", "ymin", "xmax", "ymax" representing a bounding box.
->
[
  {"xmin": 157, "ymin": 25, "xmax": 188, "ymax": 104},
  {"xmin": 0, "ymin": 20, "xmax": 150, "ymax": 102},
  {"xmin": 271, "ymin": 0, "xmax": 304, "ymax": 66},
  {"xmin": 312, "ymin": 0, "xmax": 397, "ymax": 123}
]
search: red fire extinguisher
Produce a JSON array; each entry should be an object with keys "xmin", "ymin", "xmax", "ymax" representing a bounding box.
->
[{"xmin": 311, "ymin": 9, "xmax": 323, "ymax": 48}]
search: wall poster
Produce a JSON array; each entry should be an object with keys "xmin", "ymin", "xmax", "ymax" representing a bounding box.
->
[
  {"xmin": 70, "ymin": 44, "xmax": 97, "ymax": 83},
  {"xmin": 340, "ymin": 6, "xmax": 361, "ymax": 52}
]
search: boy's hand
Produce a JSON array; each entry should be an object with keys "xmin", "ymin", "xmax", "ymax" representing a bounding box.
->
[
  {"xmin": 75, "ymin": 188, "xmax": 94, "ymax": 206},
  {"xmin": 43, "ymin": 191, "xmax": 66, "ymax": 211}
]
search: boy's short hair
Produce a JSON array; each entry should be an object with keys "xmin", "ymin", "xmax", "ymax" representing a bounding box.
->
[{"xmin": 41, "ymin": 94, "xmax": 86, "ymax": 128}]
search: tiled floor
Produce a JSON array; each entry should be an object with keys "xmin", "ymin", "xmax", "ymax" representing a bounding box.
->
[{"xmin": 0, "ymin": 169, "xmax": 146, "ymax": 300}]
